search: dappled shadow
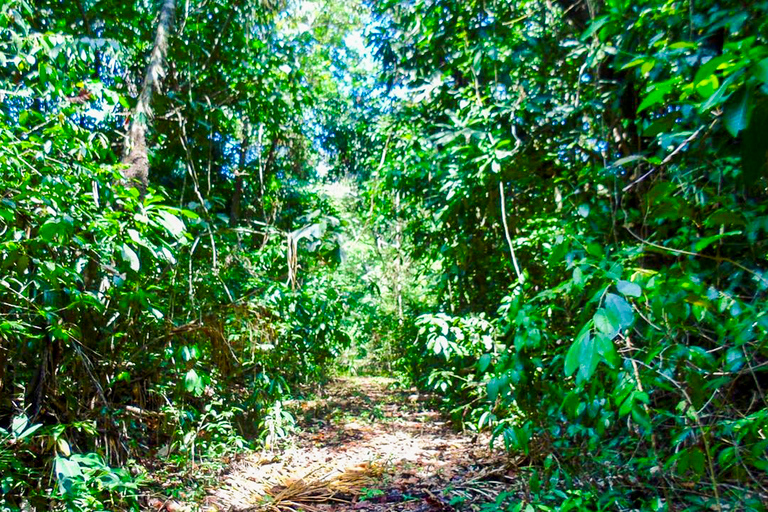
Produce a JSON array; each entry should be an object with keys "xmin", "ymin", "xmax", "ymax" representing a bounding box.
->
[{"xmin": 203, "ymin": 377, "xmax": 510, "ymax": 512}]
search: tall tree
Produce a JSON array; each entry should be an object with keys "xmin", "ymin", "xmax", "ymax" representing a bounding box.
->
[{"xmin": 122, "ymin": 0, "xmax": 176, "ymax": 194}]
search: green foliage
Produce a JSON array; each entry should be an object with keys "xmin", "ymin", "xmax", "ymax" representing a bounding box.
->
[
  {"xmin": 53, "ymin": 452, "xmax": 142, "ymax": 512},
  {"xmin": 361, "ymin": 0, "xmax": 768, "ymax": 507},
  {"xmin": 0, "ymin": 0, "xmax": 374, "ymax": 507},
  {"xmin": 4, "ymin": 0, "xmax": 768, "ymax": 508}
]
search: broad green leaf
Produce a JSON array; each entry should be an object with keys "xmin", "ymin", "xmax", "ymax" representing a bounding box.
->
[
  {"xmin": 638, "ymin": 78, "xmax": 680, "ymax": 112},
  {"xmin": 564, "ymin": 336, "xmax": 581, "ymax": 377},
  {"xmin": 699, "ymin": 74, "xmax": 735, "ymax": 112},
  {"xmin": 595, "ymin": 333, "xmax": 619, "ymax": 368},
  {"xmin": 54, "ymin": 456, "xmax": 82, "ymax": 494},
  {"xmin": 121, "ymin": 243, "xmax": 140, "ymax": 271},
  {"xmin": 581, "ymin": 16, "xmax": 610, "ymax": 40},
  {"xmin": 695, "ymin": 74, "xmax": 719, "ymax": 99},
  {"xmin": 478, "ymin": 353, "xmax": 492, "ymax": 372},
  {"xmin": 617, "ymin": 280, "xmax": 642, "ymax": 297},
  {"xmin": 156, "ymin": 210, "xmax": 186, "ymax": 238},
  {"xmin": 11, "ymin": 415, "xmax": 28, "ymax": 438},
  {"xmin": 688, "ymin": 447, "xmax": 705, "ymax": 479},
  {"xmin": 586, "ymin": 243, "xmax": 603, "ymax": 258},
  {"xmin": 637, "ymin": 87, "xmax": 667, "ymax": 112},
  {"xmin": 605, "ymin": 293, "xmax": 634, "ymax": 329},
  {"xmin": 594, "ymin": 309, "xmax": 618, "ymax": 337},
  {"xmin": 619, "ymin": 392, "xmax": 635, "ymax": 417},
  {"xmin": 38, "ymin": 219, "xmax": 59, "ymax": 242},
  {"xmin": 565, "ymin": 325, "xmax": 593, "ymax": 379},
  {"xmin": 184, "ymin": 369, "xmax": 203, "ymax": 395},
  {"xmin": 640, "ymin": 59, "xmax": 655, "ymax": 76},
  {"xmin": 724, "ymin": 86, "xmax": 751, "ymax": 136},
  {"xmin": 725, "ymin": 346, "xmax": 746, "ymax": 372},
  {"xmin": 577, "ymin": 330, "xmax": 599, "ymax": 382},
  {"xmin": 572, "ymin": 266, "xmax": 584, "ymax": 286},
  {"xmin": 487, "ymin": 376, "xmax": 508, "ymax": 401},
  {"xmin": 694, "ymin": 56, "xmax": 727, "ymax": 85}
]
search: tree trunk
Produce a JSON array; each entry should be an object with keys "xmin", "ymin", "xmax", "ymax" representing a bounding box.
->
[
  {"xmin": 122, "ymin": 0, "xmax": 176, "ymax": 195},
  {"xmin": 230, "ymin": 128, "xmax": 250, "ymax": 226},
  {"xmin": 259, "ymin": 135, "xmax": 279, "ymax": 216}
]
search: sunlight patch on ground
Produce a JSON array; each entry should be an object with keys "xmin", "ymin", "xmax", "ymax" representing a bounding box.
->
[{"xmin": 203, "ymin": 377, "xmax": 504, "ymax": 512}]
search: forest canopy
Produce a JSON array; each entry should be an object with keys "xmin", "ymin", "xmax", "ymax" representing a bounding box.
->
[{"xmin": 1, "ymin": 0, "xmax": 767, "ymax": 510}]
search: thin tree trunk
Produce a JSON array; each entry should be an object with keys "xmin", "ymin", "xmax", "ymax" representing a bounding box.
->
[
  {"xmin": 122, "ymin": 0, "xmax": 176, "ymax": 194},
  {"xmin": 500, "ymin": 180, "xmax": 524, "ymax": 284},
  {"xmin": 230, "ymin": 127, "xmax": 250, "ymax": 226},
  {"xmin": 259, "ymin": 135, "xmax": 278, "ymax": 216}
]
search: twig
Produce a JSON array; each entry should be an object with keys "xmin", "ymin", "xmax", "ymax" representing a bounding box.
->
[
  {"xmin": 622, "ymin": 120, "xmax": 717, "ymax": 192},
  {"xmin": 625, "ymin": 226, "xmax": 768, "ymax": 286}
]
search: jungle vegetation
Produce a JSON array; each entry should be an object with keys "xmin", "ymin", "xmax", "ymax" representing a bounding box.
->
[{"xmin": 1, "ymin": 0, "xmax": 767, "ymax": 510}]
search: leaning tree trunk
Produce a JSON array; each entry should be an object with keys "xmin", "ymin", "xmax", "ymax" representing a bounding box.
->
[{"xmin": 122, "ymin": 0, "xmax": 176, "ymax": 194}]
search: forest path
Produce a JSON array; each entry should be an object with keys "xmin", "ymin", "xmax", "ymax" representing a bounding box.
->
[{"xmin": 203, "ymin": 377, "xmax": 508, "ymax": 512}]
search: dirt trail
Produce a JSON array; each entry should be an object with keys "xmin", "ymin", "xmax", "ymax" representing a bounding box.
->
[{"xmin": 203, "ymin": 377, "xmax": 508, "ymax": 512}]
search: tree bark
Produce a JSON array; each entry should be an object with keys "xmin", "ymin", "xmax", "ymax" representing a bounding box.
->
[{"xmin": 122, "ymin": 0, "xmax": 176, "ymax": 195}]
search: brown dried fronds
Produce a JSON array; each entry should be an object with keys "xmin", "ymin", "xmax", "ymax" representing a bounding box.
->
[{"xmin": 253, "ymin": 462, "xmax": 381, "ymax": 512}]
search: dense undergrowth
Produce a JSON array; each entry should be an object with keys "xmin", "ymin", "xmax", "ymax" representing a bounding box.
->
[
  {"xmin": 2, "ymin": 0, "xmax": 768, "ymax": 510},
  {"xmin": 362, "ymin": 0, "xmax": 768, "ymax": 510}
]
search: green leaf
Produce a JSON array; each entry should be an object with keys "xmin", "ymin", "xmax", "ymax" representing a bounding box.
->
[
  {"xmin": 594, "ymin": 309, "xmax": 618, "ymax": 337},
  {"xmin": 38, "ymin": 219, "xmax": 59, "ymax": 242},
  {"xmin": 688, "ymin": 447, "xmax": 705, "ymax": 479},
  {"xmin": 640, "ymin": 59, "xmax": 656, "ymax": 76},
  {"xmin": 693, "ymin": 231, "xmax": 741, "ymax": 252},
  {"xmin": 564, "ymin": 328, "xmax": 586, "ymax": 377},
  {"xmin": 478, "ymin": 353, "xmax": 492, "ymax": 372},
  {"xmin": 11, "ymin": 415, "xmax": 41, "ymax": 441},
  {"xmin": 54, "ymin": 456, "xmax": 82, "ymax": 494},
  {"xmin": 586, "ymin": 243, "xmax": 603, "ymax": 258},
  {"xmin": 529, "ymin": 469, "xmax": 540, "ymax": 494},
  {"xmin": 694, "ymin": 56, "xmax": 727, "ymax": 85},
  {"xmin": 617, "ymin": 280, "xmax": 641, "ymax": 297},
  {"xmin": 605, "ymin": 293, "xmax": 634, "ymax": 329},
  {"xmin": 637, "ymin": 87, "xmax": 667, "ymax": 112},
  {"xmin": 577, "ymin": 330, "xmax": 599, "ymax": 382},
  {"xmin": 184, "ymin": 369, "xmax": 203, "ymax": 395},
  {"xmin": 487, "ymin": 377, "xmax": 506, "ymax": 401},
  {"xmin": 638, "ymin": 78, "xmax": 679, "ymax": 112},
  {"xmin": 121, "ymin": 243, "xmax": 140, "ymax": 271},
  {"xmin": 11, "ymin": 415, "xmax": 28, "ymax": 438},
  {"xmin": 581, "ymin": 16, "xmax": 610, "ymax": 40},
  {"xmin": 572, "ymin": 266, "xmax": 584, "ymax": 286},
  {"xmin": 619, "ymin": 392, "xmax": 635, "ymax": 417},
  {"xmin": 725, "ymin": 346, "xmax": 746, "ymax": 372},
  {"xmin": 613, "ymin": 155, "xmax": 646, "ymax": 167},
  {"xmin": 754, "ymin": 57, "xmax": 768, "ymax": 84},
  {"xmin": 594, "ymin": 332, "xmax": 619, "ymax": 368},
  {"xmin": 699, "ymin": 74, "xmax": 735, "ymax": 112},
  {"xmin": 621, "ymin": 58, "xmax": 647, "ymax": 70},
  {"xmin": 156, "ymin": 210, "xmax": 186, "ymax": 238},
  {"xmin": 724, "ymin": 86, "xmax": 752, "ymax": 137}
]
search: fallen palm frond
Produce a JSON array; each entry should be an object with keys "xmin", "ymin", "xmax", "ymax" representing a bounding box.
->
[{"xmin": 239, "ymin": 462, "xmax": 383, "ymax": 512}]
